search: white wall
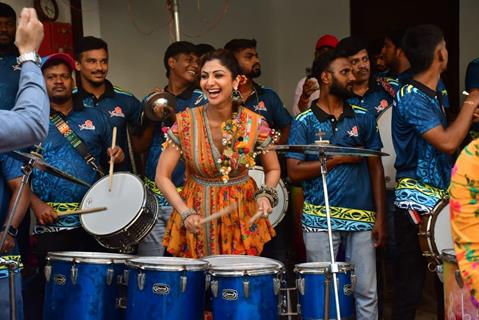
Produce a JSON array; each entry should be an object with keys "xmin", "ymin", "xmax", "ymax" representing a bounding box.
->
[
  {"xmin": 93, "ymin": 0, "xmax": 350, "ymax": 106},
  {"xmin": 4, "ymin": 0, "xmax": 71, "ymax": 23}
]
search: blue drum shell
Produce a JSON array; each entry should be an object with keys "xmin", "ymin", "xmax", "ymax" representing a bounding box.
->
[
  {"xmin": 296, "ymin": 264, "xmax": 354, "ymax": 320},
  {"xmin": 126, "ymin": 268, "xmax": 206, "ymax": 320},
  {"xmin": 43, "ymin": 260, "xmax": 127, "ymax": 320},
  {"xmin": 210, "ymin": 273, "xmax": 279, "ymax": 320}
]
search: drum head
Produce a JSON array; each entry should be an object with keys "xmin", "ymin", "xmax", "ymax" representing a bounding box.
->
[
  {"xmin": 47, "ymin": 251, "xmax": 135, "ymax": 264},
  {"xmin": 433, "ymin": 202, "xmax": 454, "ymax": 257},
  {"xmin": 377, "ymin": 107, "xmax": 396, "ymax": 189},
  {"xmin": 203, "ymin": 255, "xmax": 283, "ymax": 276},
  {"xmin": 295, "ymin": 262, "xmax": 354, "ymax": 274},
  {"xmin": 126, "ymin": 257, "xmax": 208, "ymax": 271},
  {"xmin": 249, "ymin": 166, "xmax": 288, "ymax": 227},
  {"xmin": 80, "ymin": 173, "xmax": 146, "ymax": 235}
]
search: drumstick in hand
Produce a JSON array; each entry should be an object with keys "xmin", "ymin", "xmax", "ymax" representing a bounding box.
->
[
  {"xmin": 108, "ymin": 126, "xmax": 117, "ymax": 192},
  {"xmin": 57, "ymin": 207, "xmax": 108, "ymax": 216},
  {"xmin": 249, "ymin": 206, "xmax": 267, "ymax": 225},
  {"xmin": 200, "ymin": 203, "xmax": 238, "ymax": 225}
]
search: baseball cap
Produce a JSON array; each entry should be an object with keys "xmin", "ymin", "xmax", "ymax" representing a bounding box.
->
[
  {"xmin": 315, "ymin": 34, "xmax": 339, "ymax": 50},
  {"xmin": 41, "ymin": 53, "xmax": 76, "ymax": 71}
]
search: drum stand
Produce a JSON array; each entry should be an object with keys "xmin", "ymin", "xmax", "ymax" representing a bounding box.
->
[
  {"xmin": 318, "ymin": 149, "xmax": 342, "ymax": 320},
  {"xmin": 0, "ymin": 149, "xmax": 38, "ymax": 320}
]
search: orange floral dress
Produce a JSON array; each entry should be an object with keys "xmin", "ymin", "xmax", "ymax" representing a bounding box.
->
[
  {"xmin": 450, "ymin": 138, "xmax": 479, "ymax": 306},
  {"xmin": 162, "ymin": 105, "xmax": 276, "ymax": 258}
]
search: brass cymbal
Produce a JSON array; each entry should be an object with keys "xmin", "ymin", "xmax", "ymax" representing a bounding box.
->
[
  {"xmin": 261, "ymin": 144, "xmax": 389, "ymax": 157},
  {"xmin": 9, "ymin": 151, "xmax": 92, "ymax": 188},
  {"xmin": 143, "ymin": 91, "xmax": 177, "ymax": 122}
]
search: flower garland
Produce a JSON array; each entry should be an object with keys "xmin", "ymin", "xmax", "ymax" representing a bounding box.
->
[{"xmin": 219, "ymin": 110, "xmax": 257, "ymax": 183}]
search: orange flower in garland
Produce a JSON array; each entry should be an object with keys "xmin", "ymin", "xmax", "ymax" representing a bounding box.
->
[{"xmin": 219, "ymin": 110, "xmax": 257, "ymax": 183}]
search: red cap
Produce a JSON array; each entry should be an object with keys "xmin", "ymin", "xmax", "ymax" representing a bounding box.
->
[
  {"xmin": 315, "ymin": 34, "xmax": 339, "ymax": 50},
  {"xmin": 41, "ymin": 53, "xmax": 76, "ymax": 71}
]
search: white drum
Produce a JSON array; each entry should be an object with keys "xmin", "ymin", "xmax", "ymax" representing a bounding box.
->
[
  {"xmin": 249, "ymin": 166, "xmax": 288, "ymax": 227},
  {"xmin": 418, "ymin": 199, "xmax": 454, "ymax": 269},
  {"xmin": 377, "ymin": 106, "xmax": 396, "ymax": 189},
  {"xmin": 80, "ymin": 172, "xmax": 158, "ymax": 252}
]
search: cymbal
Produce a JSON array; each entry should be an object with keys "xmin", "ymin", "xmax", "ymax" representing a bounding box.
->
[
  {"xmin": 9, "ymin": 151, "xmax": 92, "ymax": 188},
  {"xmin": 143, "ymin": 91, "xmax": 177, "ymax": 122},
  {"xmin": 261, "ymin": 144, "xmax": 389, "ymax": 157}
]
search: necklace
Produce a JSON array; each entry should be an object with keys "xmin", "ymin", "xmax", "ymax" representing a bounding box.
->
[{"xmin": 219, "ymin": 107, "xmax": 256, "ymax": 183}]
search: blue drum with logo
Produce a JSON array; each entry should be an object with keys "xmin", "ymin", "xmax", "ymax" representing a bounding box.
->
[
  {"xmin": 43, "ymin": 251, "xmax": 135, "ymax": 320},
  {"xmin": 125, "ymin": 257, "xmax": 208, "ymax": 320},
  {"xmin": 295, "ymin": 262, "xmax": 355, "ymax": 320},
  {"xmin": 203, "ymin": 255, "xmax": 283, "ymax": 320}
]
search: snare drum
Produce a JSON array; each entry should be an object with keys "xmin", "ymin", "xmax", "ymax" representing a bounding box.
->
[
  {"xmin": 80, "ymin": 172, "xmax": 159, "ymax": 252},
  {"xmin": 441, "ymin": 249, "xmax": 479, "ymax": 319},
  {"xmin": 125, "ymin": 257, "xmax": 208, "ymax": 320},
  {"xmin": 418, "ymin": 199, "xmax": 454, "ymax": 269},
  {"xmin": 43, "ymin": 251, "xmax": 135, "ymax": 320},
  {"xmin": 295, "ymin": 262, "xmax": 355, "ymax": 320},
  {"xmin": 249, "ymin": 166, "xmax": 289, "ymax": 227},
  {"xmin": 377, "ymin": 106, "xmax": 396, "ymax": 189},
  {"xmin": 203, "ymin": 255, "xmax": 284, "ymax": 320}
]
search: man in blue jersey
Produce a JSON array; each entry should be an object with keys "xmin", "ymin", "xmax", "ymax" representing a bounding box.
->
[
  {"xmin": 287, "ymin": 49, "xmax": 386, "ymax": 320},
  {"xmin": 391, "ymin": 25, "xmax": 479, "ymax": 320},
  {"xmin": 0, "ymin": 2, "xmax": 19, "ymax": 111},
  {"xmin": 24, "ymin": 53, "xmax": 124, "ymax": 317},
  {"xmin": 74, "ymin": 36, "xmax": 142, "ymax": 172},
  {"xmin": 138, "ymin": 41, "xmax": 206, "ymax": 256},
  {"xmin": 224, "ymin": 39, "xmax": 292, "ymax": 144},
  {"xmin": 0, "ymin": 154, "xmax": 30, "ymax": 320}
]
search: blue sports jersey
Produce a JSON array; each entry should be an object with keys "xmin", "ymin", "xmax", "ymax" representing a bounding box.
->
[
  {"xmin": 73, "ymin": 80, "xmax": 142, "ymax": 172},
  {"xmin": 244, "ymin": 82, "xmax": 292, "ymax": 130},
  {"xmin": 144, "ymin": 86, "xmax": 207, "ymax": 206},
  {"xmin": 31, "ymin": 107, "xmax": 112, "ymax": 233},
  {"xmin": 0, "ymin": 51, "xmax": 20, "ymax": 111},
  {"xmin": 392, "ymin": 80, "xmax": 452, "ymax": 213},
  {"xmin": 347, "ymin": 77, "xmax": 399, "ymax": 118},
  {"xmin": 397, "ymin": 70, "xmax": 450, "ymax": 109},
  {"xmin": 0, "ymin": 154, "xmax": 23, "ymax": 264},
  {"xmin": 287, "ymin": 102, "xmax": 382, "ymax": 232}
]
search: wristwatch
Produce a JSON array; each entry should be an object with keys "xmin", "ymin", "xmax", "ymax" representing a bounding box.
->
[
  {"xmin": 17, "ymin": 51, "xmax": 42, "ymax": 66},
  {"xmin": 1, "ymin": 225, "xmax": 18, "ymax": 238}
]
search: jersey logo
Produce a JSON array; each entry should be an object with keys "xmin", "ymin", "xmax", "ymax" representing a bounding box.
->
[
  {"xmin": 375, "ymin": 99, "xmax": 390, "ymax": 114},
  {"xmin": 347, "ymin": 126, "xmax": 359, "ymax": 137},
  {"xmin": 109, "ymin": 106, "xmax": 125, "ymax": 118},
  {"xmin": 254, "ymin": 101, "xmax": 267, "ymax": 112},
  {"xmin": 79, "ymin": 120, "xmax": 96, "ymax": 131}
]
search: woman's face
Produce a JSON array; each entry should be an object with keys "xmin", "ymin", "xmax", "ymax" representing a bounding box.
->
[{"xmin": 200, "ymin": 59, "xmax": 239, "ymax": 106}]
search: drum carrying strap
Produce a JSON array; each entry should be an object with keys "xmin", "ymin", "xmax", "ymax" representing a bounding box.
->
[{"xmin": 50, "ymin": 113, "xmax": 105, "ymax": 177}]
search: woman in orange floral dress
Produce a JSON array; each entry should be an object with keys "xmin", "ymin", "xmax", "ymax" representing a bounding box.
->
[
  {"xmin": 450, "ymin": 138, "xmax": 479, "ymax": 306},
  {"xmin": 156, "ymin": 50, "xmax": 281, "ymax": 258}
]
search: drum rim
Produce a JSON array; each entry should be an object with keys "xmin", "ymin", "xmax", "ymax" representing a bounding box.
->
[
  {"xmin": 47, "ymin": 251, "xmax": 136, "ymax": 264},
  {"xmin": 79, "ymin": 172, "xmax": 148, "ymax": 236},
  {"xmin": 294, "ymin": 261, "xmax": 354, "ymax": 274},
  {"xmin": 419, "ymin": 197, "xmax": 450, "ymax": 265},
  {"xmin": 202, "ymin": 254, "xmax": 284, "ymax": 268},
  {"xmin": 126, "ymin": 257, "xmax": 209, "ymax": 271},
  {"xmin": 249, "ymin": 166, "xmax": 289, "ymax": 227},
  {"xmin": 203, "ymin": 254, "xmax": 283, "ymax": 276}
]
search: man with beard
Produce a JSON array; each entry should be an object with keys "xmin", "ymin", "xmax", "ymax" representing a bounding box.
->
[
  {"xmin": 286, "ymin": 49, "xmax": 386, "ymax": 320},
  {"xmin": 336, "ymin": 37, "xmax": 398, "ymax": 119},
  {"xmin": 74, "ymin": 36, "xmax": 142, "ymax": 172},
  {"xmin": 0, "ymin": 2, "xmax": 19, "ymax": 111},
  {"xmin": 138, "ymin": 41, "xmax": 206, "ymax": 256},
  {"xmin": 391, "ymin": 25, "xmax": 479, "ymax": 320},
  {"xmin": 24, "ymin": 53, "xmax": 124, "ymax": 318},
  {"xmin": 224, "ymin": 39, "xmax": 292, "ymax": 144}
]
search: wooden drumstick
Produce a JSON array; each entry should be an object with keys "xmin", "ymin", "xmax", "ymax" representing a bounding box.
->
[
  {"xmin": 108, "ymin": 127, "xmax": 117, "ymax": 192},
  {"xmin": 248, "ymin": 206, "xmax": 267, "ymax": 225},
  {"xmin": 200, "ymin": 203, "xmax": 238, "ymax": 225},
  {"xmin": 56, "ymin": 207, "xmax": 108, "ymax": 216}
]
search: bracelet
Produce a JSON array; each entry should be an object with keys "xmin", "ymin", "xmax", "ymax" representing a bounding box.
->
[
  {"xmin": 180, "ymin": 208, "xmax": 197, "ymax": 223},
  {"xmin": 254, "ymin": 185, "xmax": 279, "ymax": 207},
  {"xmin": 1, "ymin": 225, "xmax": 18, "ymax": 238}
]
